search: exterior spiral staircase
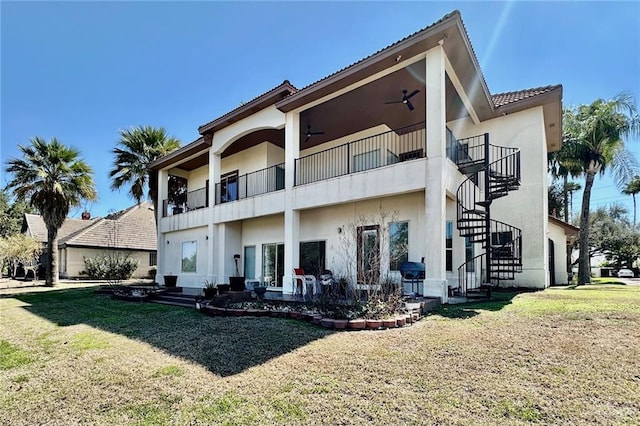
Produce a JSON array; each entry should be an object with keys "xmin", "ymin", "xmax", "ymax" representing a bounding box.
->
[{"xmin": 453, "ymin": 133, "xmax": 522, "ymax": 298}]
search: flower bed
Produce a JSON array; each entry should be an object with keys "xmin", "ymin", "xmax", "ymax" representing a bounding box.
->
[
  {"xmin": 111, "ymin": 287, "xmax": 156, "ymax": 302},
  {"xmin": 197, "ymin": 299, "xmax": 423, "ymax": 330}
]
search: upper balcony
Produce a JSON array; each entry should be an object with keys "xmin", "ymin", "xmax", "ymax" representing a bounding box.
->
[
  {"xmin": 162, "ymin": 185, "xmax": 208, "ymax": 217},
  {"xmin": 215, "ymin": 163, "xmax": 285, "ymax": 205},
  {"xmin": 294, "ymin": 122, "xmax": 426, "ymax": 186}
]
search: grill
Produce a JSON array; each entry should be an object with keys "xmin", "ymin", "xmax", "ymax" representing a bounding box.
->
[{"xmin": 400, "ymin": 261, "xmax": 425, "ymax": 296}]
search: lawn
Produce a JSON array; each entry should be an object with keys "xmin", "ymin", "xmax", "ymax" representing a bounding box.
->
[{"xmin": 1, "ymin": 283, "xmax": 638, "ymax": 425}]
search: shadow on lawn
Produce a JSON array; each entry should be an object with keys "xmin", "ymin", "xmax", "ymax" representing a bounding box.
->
[
  {"xmin": 432, "ymin": 290, "xmax": 520, "ymax": 319},
  {"xmin": 10, "ymin": 287, "xmax": 332, "ymax": 377}
]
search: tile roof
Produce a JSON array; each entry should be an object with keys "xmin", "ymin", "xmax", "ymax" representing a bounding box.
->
[
  {"xmin": 23, "ymin": 214, "xmax": 96, "ymax": 243},
  {"xmin": 23, "ymin": 203, "xmax": 157, "ymax": 251},
  {"xmin": 198, "ymin": 80, "xmax": 298, "ymax": 133},
  {"xmin": 63, "ymin": 202, "xmax": 157, "ymax": 251},
  {"xmin": 492, "ymin": 85, "xmax": 562, "ymax": 108}
]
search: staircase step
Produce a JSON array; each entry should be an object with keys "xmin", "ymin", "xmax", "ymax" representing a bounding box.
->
[
  {"xmin": 155, "ymin": 291, "xmax": 198, "ymax": 300},
  {"xmin": 461, "ymin": 209, "xmax": 487, "ymax": 216},
  {"xmin": 150, "ymin": 299, "xmax": 196, "ymax": 308},
  {"xmin": 458, "ymin": 161, "xmax": 485, "ymax": 175}
]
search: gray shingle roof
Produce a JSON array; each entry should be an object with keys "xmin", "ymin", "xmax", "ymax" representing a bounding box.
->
[
  {"xmin": 63, "ymin": 203, "xmax": 157, "ymax": 251},
  {"xmin": 23, "ymin": 203, "xmax": 157, "ymax": 251},
  {"xmin": 23, "ymin": 214, "xmax": 96, "ymax": 243}
]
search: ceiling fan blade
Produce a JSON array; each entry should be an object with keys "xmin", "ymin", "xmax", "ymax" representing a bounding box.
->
[
  {"xmin": 304, "ymin": 135, "xmax": 311, "ymax": 143},
  {"xmin": 407, "ymin": 100, "xmax": 415, "ymax": 111},
  {"xmin": 385, "ymin": 100, "xmax": 403, "ymax": 105},
  {"xmin": 406, "ymin": 89, "xmax": 420, "ymax": 100},
  {"xmin": 310, "ymin": 131, "xmax": 325, "ymax": 136}
]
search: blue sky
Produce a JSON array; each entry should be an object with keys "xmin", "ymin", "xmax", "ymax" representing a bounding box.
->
[{"xmin": 1, "ymin": 1, "xmax": 639, "ymax": 219}]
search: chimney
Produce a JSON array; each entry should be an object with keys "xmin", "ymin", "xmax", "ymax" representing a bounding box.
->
[{"xmin": 81, "ymin": 211, "xmax": 91, "ymax": 220}]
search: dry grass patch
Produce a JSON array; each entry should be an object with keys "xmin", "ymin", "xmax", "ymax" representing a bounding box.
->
[{"xmin": 0, "ymin": 284, "xmax": 639, "ymax": 425}]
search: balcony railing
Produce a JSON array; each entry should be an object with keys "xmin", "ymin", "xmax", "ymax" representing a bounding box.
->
[
  {"xmin": 162, "ymin": 186, "xmax": 208, "ymax": 217},
  {"xmin": 294, "ymin": 122, "xmax": 426, "ymax": 186},
  {"xmin": 215, "ymin": 163, "xmax": 285, "ymax": 205}
]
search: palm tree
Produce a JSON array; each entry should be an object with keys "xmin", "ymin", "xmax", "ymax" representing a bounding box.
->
[
  {"xmin": 5, "ymin": 137, "xmax": 96, "ymax": 286},
  {"xmin": 109, "ymin": 126, "xmax": 180, "ymax": 222},
  {"xmin": 548, "ymin": 151, "xmax": 583, "ymax": 222},
  {"xmin": 562, "ymin": 93, "xmax": 640, "ymax": 285},
  {"xmin": 564, "ymin": 181, "xmax": 582, "ymax": 221},
  {"xmin": 622, "ymin": 176, "xmax": 640, "ymax": 226}
]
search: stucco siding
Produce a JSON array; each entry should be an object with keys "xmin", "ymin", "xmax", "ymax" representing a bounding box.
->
[
  {"xmin": 548, "ymin": 221, "xmax": 570, "ymax": 285},
  {"xmin": 61, "ymin": 247, "xmax": 154, "ymax": 279},
  {"xmin": 160, "ymin": 226, "xmax": 210, "ymax": 287}
]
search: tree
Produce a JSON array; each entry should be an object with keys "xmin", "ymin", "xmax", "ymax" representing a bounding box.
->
[
  {"xmin": 109, "ymin": 126, "xmax": 180, "ymax": 223},
  {"xmin": 548, "ymin": 180, "xmax": 565, "ymax": 219},
  {"xmin": 561, "ymin": 93, "xmax": 640, "ymax": 285},
  {"xmin": 548, "ymin": 150, "xmax": 583, "ymax": 222},
  {"xmin": 0, "ymin": 189, "xmax": 35, "ymax": 238},
  {"xmin": 1, "ymin": 234, "xmax": 42, "ymax": 278},
  {"xmin": 564, "ymin": 181, "xmax": 581, "ymax": 222},
  {"xmin": 588, "ymin": 204, "xmax": 640, "ymax": 268},
  {"xmin": 622, "ymin": 175, "xmax": 640, "ymax": 225},
  {"xmin": 5, "ymin": 137, "xmax": 97, "ymax": 286}
]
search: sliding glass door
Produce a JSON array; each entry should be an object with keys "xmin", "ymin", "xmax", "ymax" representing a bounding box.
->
[{"xmin": 262, "ymin": 243, "xmax": 284, "ymax": 289}]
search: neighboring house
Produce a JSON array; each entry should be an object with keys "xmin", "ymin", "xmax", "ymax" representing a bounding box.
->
[
  {"xmin": 149, "ymin": 10, "xmax": 569, "ymax": 302},
  {"xmin": 547, "ymin": 215, "xmax": 579, "ymax": 286},
  {"xmin": 22, "ymin": 203, "xmax": 157, "ymax": 279}
]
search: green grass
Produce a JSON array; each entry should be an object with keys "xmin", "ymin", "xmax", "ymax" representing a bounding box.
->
[
  {"xmin": 1, "ymin": 283, "xmax": 639, "ymax": 425},
  {"xmin": 0, "ymin": 340, "xmax": 33, "ymax": 370}
]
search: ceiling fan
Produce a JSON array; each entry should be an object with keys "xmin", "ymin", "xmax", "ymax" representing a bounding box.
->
[
  {"xmin": 304, "ymin": 125, "xmax": 325, "ymax": 143},
  {"xmin": 385, "ymin": 89, "xmax": 420, "ymax": 111}
]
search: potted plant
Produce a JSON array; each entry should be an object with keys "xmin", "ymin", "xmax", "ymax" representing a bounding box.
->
[
  {"xmin": 203, "ymin": 278, "xmax": 217, "ymax": 299},
  {"xmin": 229, "ymin": 253, "xmax": 245, "ymax": 291},
  {"xmin": 164, "ymin": 273, "xmax": 177, "ymax": 288},
  {"xmin": 253, "ymin": 284, "xmax": 267, "ymax": 299}
]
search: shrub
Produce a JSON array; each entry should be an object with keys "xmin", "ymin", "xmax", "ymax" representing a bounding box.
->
[{"xmin": 83, "ymin": 253, "xmax": 139, "ymax": 282}]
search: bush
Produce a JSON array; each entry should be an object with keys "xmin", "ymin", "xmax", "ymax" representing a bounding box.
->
[{"xmin": 83, "ymin": 253, "xmax": 139, "ymax": 282}]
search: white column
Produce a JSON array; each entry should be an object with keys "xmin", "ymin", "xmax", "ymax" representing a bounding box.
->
[
  {"xmin": 214, "ymin": 223, "xmax": 229, "ymax": 283},
  {"xmin": 207, "ymin": 150, "xmax": 222, "ymax": 283},
  {"xmin": 283, "ymin": 111, "xmax": 300, "ymax": 294},
  {"xmin": 156, "ymin": 168, "xmax": 169, "ymax": 277},
  {"xmin": 423, "ymin": 44, "xmax": 448, "ymax": 302},
  {"xmin": 207, "ymin": 152, "xmax": 220, "ymax": 281}
]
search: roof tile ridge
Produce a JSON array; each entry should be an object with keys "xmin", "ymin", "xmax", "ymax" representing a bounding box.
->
[{"xmin": 491, "ymin": 84, "xmax": 561, "ymax": 98}]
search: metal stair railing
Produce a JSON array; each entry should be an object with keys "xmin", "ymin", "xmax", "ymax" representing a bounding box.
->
[{"xmin": 455, "ymin": 133, "xmax": 523, "ymax": 296}]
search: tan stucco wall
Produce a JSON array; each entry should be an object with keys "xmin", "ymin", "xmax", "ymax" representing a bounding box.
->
[{"xmin": 60, "ymin": 247, "xmax": 155, "ymax": 279}]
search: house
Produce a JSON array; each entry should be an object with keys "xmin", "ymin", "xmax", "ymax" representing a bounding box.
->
[
  {"xmin": 149, "ymin": 10, "xmax": 568, "ymax": 302},
  {"xmin": 547, "ymin": 215, "xmax": 579, "ymax": 286},
  {"xmin": 22, "ymin": 203, "xmax": 157, "ymax": 279}
]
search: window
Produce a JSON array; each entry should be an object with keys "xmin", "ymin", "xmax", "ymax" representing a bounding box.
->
[
  {"xmin": 244, "ymin": 246, "xmax": 256, "ymax": 280},
  {"xmin": 220, "ymin": 171, "xmax": 239, "ymax": 203},
  {"xmin": 300, "ymin": 241, "xmax": 326, "ymax": 277},
  {"xmin": 389, "ymin": 221, "xmax": 408, "ymax": 271},
  {"xmin": 181, "ymin": 241, "xmax": 197, "ymax": 273},
  {"xmin": 357, "ymin": 225, "xmax": 380, "ymax": 284},
  {"xmin": 149, "ymin": 252, "xmax": 157, "ymax": 267},
  {"xmin": 446, "ymin": 221, "xmax": 453, "ymax": 272},
  {"xmin": 262, "ymin": 243, "xmax": 284, "ymax": 287},
  {"xmin": 465, "ymin": 237, "xmax": 474, "ymax": 272},
  {"xmin": 353, "ymin": 149, "xmax": 380, "ymax": 173}
]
